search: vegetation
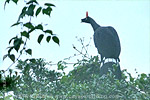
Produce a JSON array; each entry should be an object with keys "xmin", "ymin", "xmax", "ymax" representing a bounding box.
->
[
  {"xmin": 1, "ymin": 56, "xmax": 150, "ymax": 100},
  {"xmin": 0, "ymin": 0, "xmax": 149, "ymax": 100}
]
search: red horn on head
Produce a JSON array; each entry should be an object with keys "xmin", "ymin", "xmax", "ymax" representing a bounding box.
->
[{"xmin": 86, "ymin": 11, "xmax": 88, "ymax": 17}]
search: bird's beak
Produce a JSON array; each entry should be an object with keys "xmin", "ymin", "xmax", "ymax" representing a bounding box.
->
[{"xmin": 81, "ymin": 18, "xmax": 85, "ymax": 23}]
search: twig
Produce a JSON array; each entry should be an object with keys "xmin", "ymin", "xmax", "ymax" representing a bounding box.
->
[
  {"xmin": 72, "ymin": 44, "xmax": 89, "ymax": 58},
  {"xmin": 6, "ymin": 16, "xmax": 32, "ymax": 71},
  {"xmin": 49, "ymin": 62, "xmax": 76, "ymax": 66}
]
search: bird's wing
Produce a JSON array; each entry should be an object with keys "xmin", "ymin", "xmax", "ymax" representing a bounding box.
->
[
  {"xmin": 107, "ymin": 26, "xmax": 119, "ymax": 40},
  {"xmin": 93, "ymin": 27, "xmax": 120, "ymax": 58},
  {"xmin": 107, "ymin": 26, "xmax": 121, "ymax": 57},
  {"xmin": 94, "ymin": 27, "xmax": 114, "ymax": 48}
]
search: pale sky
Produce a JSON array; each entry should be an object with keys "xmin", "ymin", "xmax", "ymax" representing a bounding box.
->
[{"xmin": 0, "ymin": 0, "xmax": 150, "ymax": 77}]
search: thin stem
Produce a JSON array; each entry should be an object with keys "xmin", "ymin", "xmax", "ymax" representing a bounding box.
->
[
  {"xmin": 49, "ymin": 62, "xmax": 76, "ymax": 66},
  {"xmin": 6, "ymin": 16, "xmax": 32, "ymax": 71},
  {"xmin": 6, "ymin": 38, "xmax": 28, "ymax": 71},
  {"xmin": 72, "ymin": 44, "xmax": 89, "ymax": 59}
]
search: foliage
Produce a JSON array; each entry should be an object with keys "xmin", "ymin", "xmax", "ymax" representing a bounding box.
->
[
  {"xmin": 66, "ymin": 56, "xmax": 101, "ymax": 84},
  {"xmin": 0, "ymin": 69, "xmax": 19, "ymax": 91},
  {"xmin": 51, "ymin": 57, "xmax": 150, "ymax": 100},
  {"xmin": 0, "ymin": 69, "xmax": 19, "ymax": 100},
  {"xmin": 1, "ymin": 57, "xmax": 149, "ymax": 100},
  {"xmin": 3, "ymin": 0, "xmax": 59, "ymax": 64},
  {"xmin": 13, "ymin": 58, "xmax": 62, "ymax": 100},
  {"xmin": 1, "ymin": 0, "xmax": 59, "ymax": 97}
]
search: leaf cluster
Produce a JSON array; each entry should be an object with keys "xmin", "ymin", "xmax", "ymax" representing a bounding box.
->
[
  {"xmin": 52, "ymin": 58, "xmax": 150, "ymax": 100},
  {"xmin": 0, "ymin": 57, "xmax": 148, "ymax": 100},
  {"xmin": 13, "ymin": 58, "xmax": 62, "ymax": 100},
  {"xmin": 3, "ymin": 0, "xmax": 59, "ymax": 64},
  {"xmin": 0, "ymin": 69, "xmax": 19, "ymax": 92}
]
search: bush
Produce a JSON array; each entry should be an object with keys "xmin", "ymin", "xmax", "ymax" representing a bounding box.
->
[{"xmin": 0, "ymin": 57, "xmax": 147, "ymax": 100}]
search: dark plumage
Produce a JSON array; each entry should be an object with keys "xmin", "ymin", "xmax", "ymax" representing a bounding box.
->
[{"xmin": 81, "ymin": 13, "xmax": 121, "ymax": 63}]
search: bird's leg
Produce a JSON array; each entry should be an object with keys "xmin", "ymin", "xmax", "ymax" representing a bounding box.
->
[
  {"xmin": 115, "ymin": 59, "xmax": 117, "ymax": 63},
  {"xmin": 100, "ymin": 61, "xmax": 103, "ymax": 67},
  {"xmin": 115, "ymin": 58, "xmax": 120, "ymax": 66},
  {"xmin": 118, "ymin": 58, "xmax": 120, "ymax": 62},
  {"xmin": 100, "ymin": 55, "xmax": 104, "ymax": 67}
]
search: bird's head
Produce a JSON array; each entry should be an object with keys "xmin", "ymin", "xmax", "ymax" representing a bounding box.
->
[{"xmin": 81, "ymin": 11, "xmax": 91, "ymax": 23}]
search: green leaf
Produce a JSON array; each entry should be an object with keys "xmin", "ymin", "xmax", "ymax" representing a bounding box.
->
[
  {"xmin": 4, "ymin": 0, "xmax": 10, "ymax": 10},
  {"xmin": 18, "ymin": 6, "xmax": 27, "ymax": 22},
  {"xmin": 21, "ymin": 31, "xmax": 29, "ymax": 38},
  {"xmin": 46, "ymin": 36, "xmax": 51, "ymax": 43},
  {"xmin": 29, "ymin": 58, "xmax": 36, "ymax": 63},
  {"xmin": 24, "ymin": 22, "xmax": 34, "ymax": 29},
  {"xmin": 9, "ymin": 69, "xmax": 12, "ymax": 75},
  {"xmin": 12, "ymin": 0, "xmax": 19, "ymax": 4},
  {"xmin": 8, "ymin": 46, "xmax": 14, "ymax": 54},
  {"xmin": 9, "ymin": 54, "xmax": 15, "ymax": 62},
  {"xmin": 26, "ymin": 4, "xmax": 36, "ymax": 16},
  {"xmin": 52, "ymin": 36, "xmax": 59, "ymax": 45},
  {"xmin": 26, "ymin": 0, "xmax": 38, "ymax": 5},
  {"xmin": 37, "ymin": 34, "xmax": 44, "ymax": 44},
  {"xmin": 26, "ymin": 49, "xmax": 32, "ymax": 55},
  {"xmin": 36, "ymin": 7, "xmax": 42, "ymax": 16},
  {"xmin": 130, "ymin": 77, "xmax": 134, "ymax": 82},
  {"xmin": 44, "ymin": 30, "xmax": 53, "ymax": 35},
  {"xmin": 42, "ymin": 8, "xmax": 46, "ymax": 15},
  {"xmin": 24, "ymin": 64, "xmax": 30, "ymax": 72},
  {"xmin": 42, "ymin": 7, "xmax": 52, "ymax": 16},
  {"xmin": 13, "ymin": 38, "xmax": 20, "ymax": 47},
  {"xmin": 141, "ymin": 73, "xmax": 147, "ymax": 78},
  {"xmin": 11, "ymin": 22, "xmax": 21, "ymax": 27},
  {"xmin": 4, "ymin": 95, "xmax": 13, "ymax": 100},
  {"xmin": 44, "ymin": 3, "xmax": 55, "ymax": 7},
  {"xmin": 28, "ymin": 27, "xmax": 35, "ymax": 33},
  {"xmin": 13, "ymin": 38, "xmax": 23, "ymax": 52},
  {"xmin": 9, "ymin": 36, "xmax": 17, "ymax": 44},
  {"xmin": 35, "ymin": 24, "xmax": 43, "ymax": 30},
  {"xmin": 15, "ymin": 71, "xmax": 18, "ymax": 76},
  {"xmin": 3, "ymin": 54, "xmax": 8, "ymax": 60},
  {"xmin": 15, "ymin": 76, "xmax": 20, "ymax": 81}
]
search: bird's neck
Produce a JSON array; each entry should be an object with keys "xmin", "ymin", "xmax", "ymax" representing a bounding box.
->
[{"xmin": 90, "ymin": 18, "xmax": 100, "ymax": 31}]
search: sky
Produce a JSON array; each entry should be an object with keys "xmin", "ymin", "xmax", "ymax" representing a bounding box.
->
[{"xmin": 0, "ymin": 0, "xmax": 150, "ymax": 77}]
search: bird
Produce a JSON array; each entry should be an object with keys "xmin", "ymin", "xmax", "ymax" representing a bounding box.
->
[{"xmin": 81, "ymin": 11, "xmax": 121, "ymax": 64}]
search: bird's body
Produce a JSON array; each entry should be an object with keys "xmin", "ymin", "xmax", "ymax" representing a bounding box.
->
[
  {"xmin": 94, "ymin": 26, "xmax": 121, "ymax": 62},
  {"xmin": 81, "ymin": 14, "xmax": 121, "ymax": 63}
]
